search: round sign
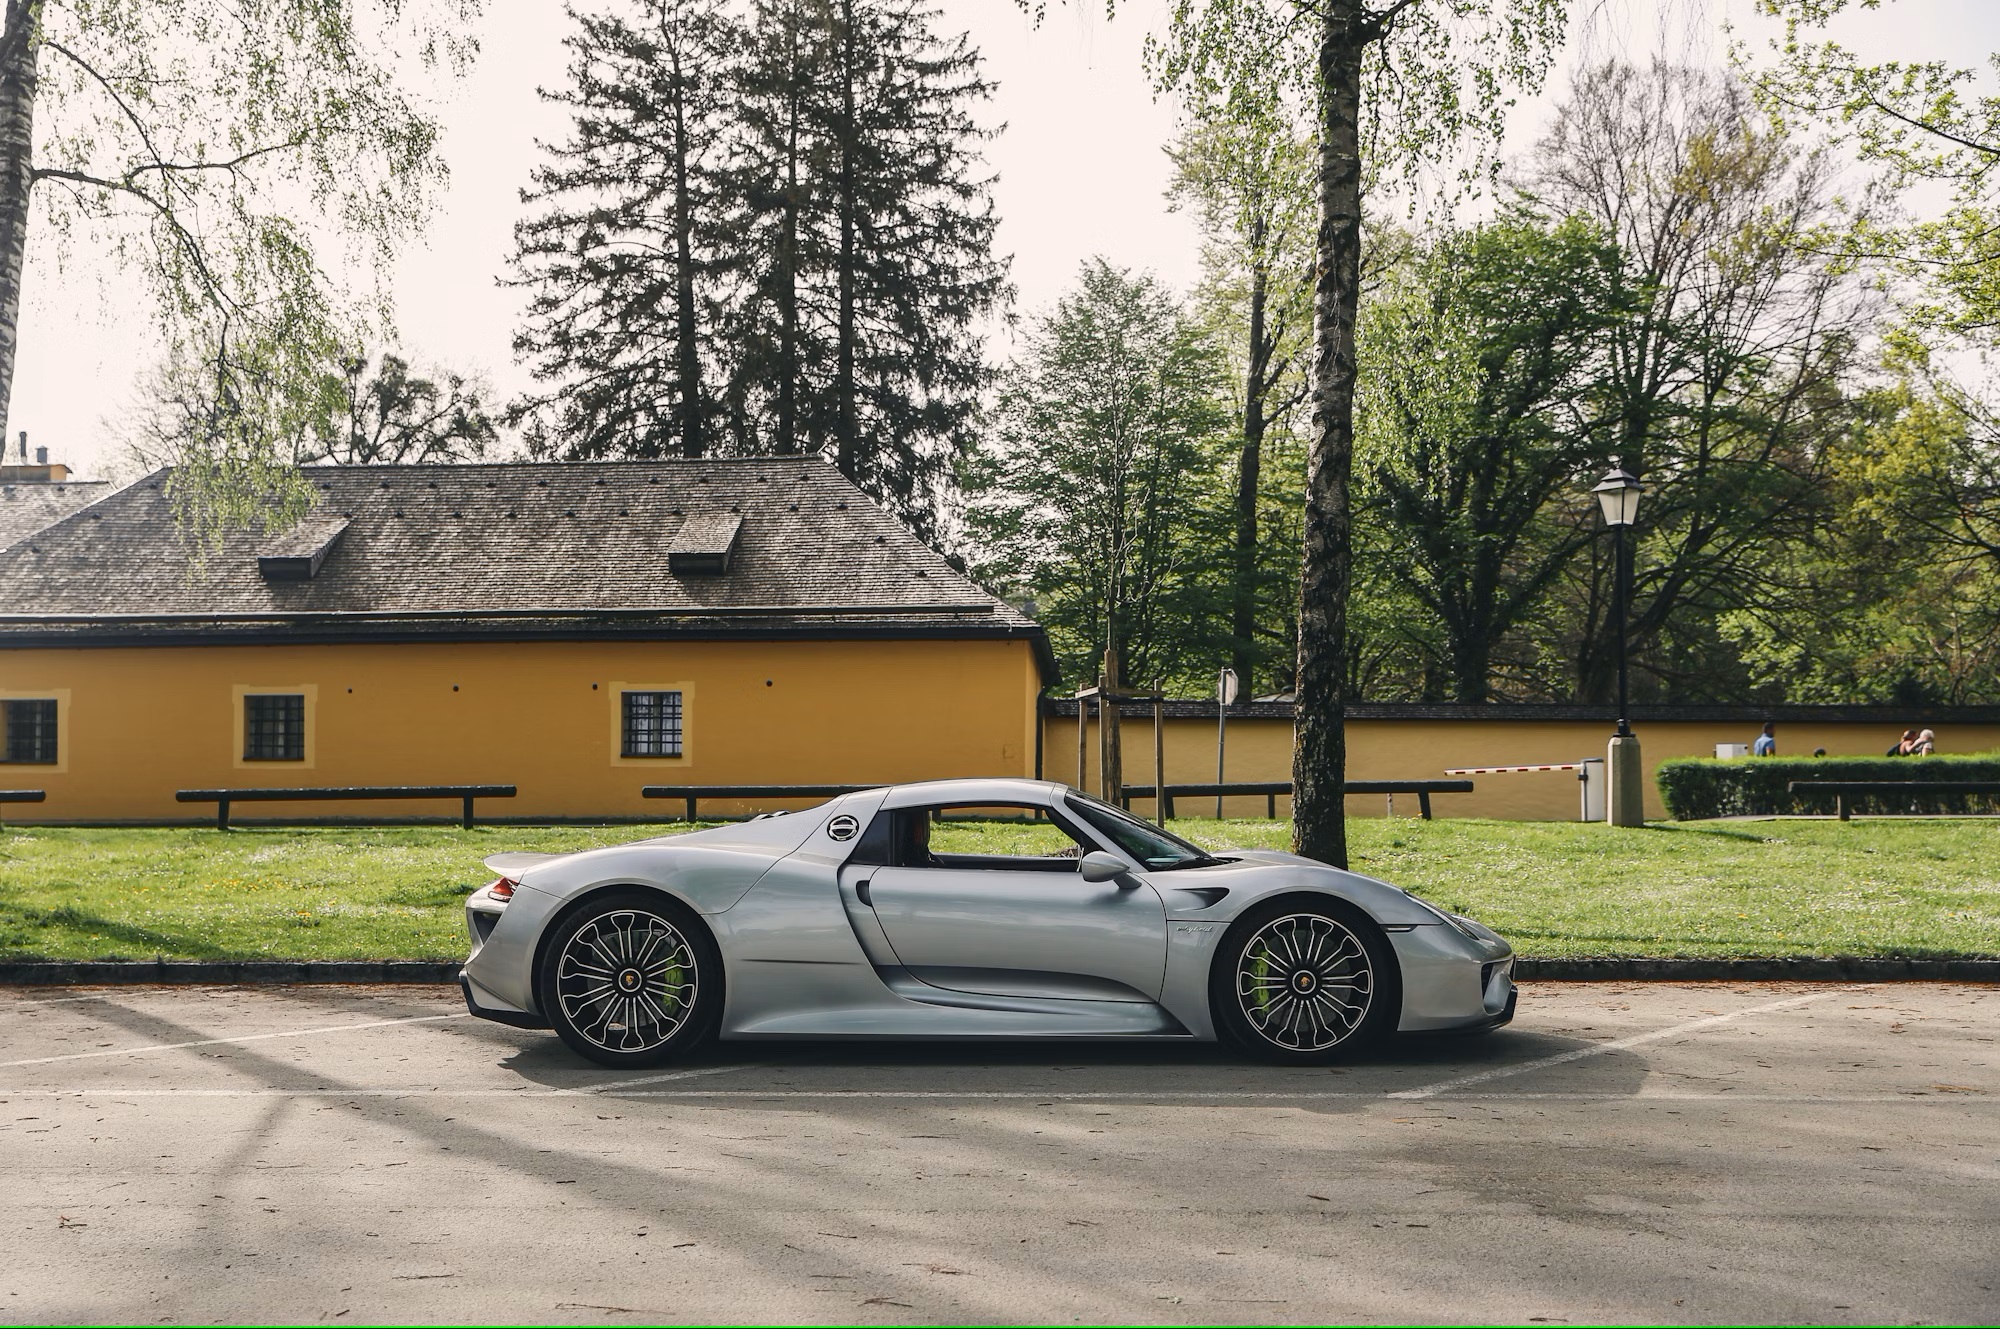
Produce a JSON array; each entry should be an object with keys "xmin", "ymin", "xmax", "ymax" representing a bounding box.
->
[{"xmin": 826, "ymin": 814, "xmax": 859, "ymax": 842}]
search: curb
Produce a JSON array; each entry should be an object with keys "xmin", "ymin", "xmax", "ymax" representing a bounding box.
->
[
  {"xmin": 0, "ymin": 961, "xmax": 461, "ymax": 985},
  {"xmin": 1514, "ymin": 957, "xmax": 2000, "ymax": 982},
  {"xmin": 0, "ymin": 958, "xmax": 1994, "ymax": 986}
]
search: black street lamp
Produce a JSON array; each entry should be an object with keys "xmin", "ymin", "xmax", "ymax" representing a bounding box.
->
[
  {"xmin": 1593, "ymin": 463, "xmax": 1644, "ymax": 735},
  {"xmin": 1593, "ymin": 462, "xmax": 1645, "ymax": 825}
]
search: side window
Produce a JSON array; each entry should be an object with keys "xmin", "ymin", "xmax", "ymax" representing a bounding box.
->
[
  {"xmin": 622, "ymin": 691, "xmax": 683, "ymax": 757},
  {"xmin": 1, "ymin": 699, "xmax": 57, "ymax": 764},
  {"xmin": 882, "ymin": 804, "xmax": 1093, "ymax": 872},
  {"xmin": 243, "ymin": 694, "xmax": 305, "ymax": 762}
]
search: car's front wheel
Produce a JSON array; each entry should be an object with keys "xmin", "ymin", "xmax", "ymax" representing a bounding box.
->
[
  {"xmin": 537, "ymin": 890, "xmax": 720, "ymax": 1069},
  {"xmin": 1210, "ymin": 898, "xmax": 1398, "ymax": 1065}
]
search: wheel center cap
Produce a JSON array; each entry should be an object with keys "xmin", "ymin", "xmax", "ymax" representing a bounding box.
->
[
  {"xmin": 617, "ymin": 968, "xmax": 642, "ymax": 992},
  {"xmin": 1294, "ymin": 972, "xmax": 1315, "ymax": 992}
]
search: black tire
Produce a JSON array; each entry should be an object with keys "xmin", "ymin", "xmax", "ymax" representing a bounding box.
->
[
  {"xmin": 536, "ymin": 889, "xmax": 721, "ymax": 1070},
  {"xmin": 1210, "ymin": 896, "xmax": 1400, "ymax": 1065}
]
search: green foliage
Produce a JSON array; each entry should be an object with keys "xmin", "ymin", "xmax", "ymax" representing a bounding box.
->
[
  {"xmin": 18, "ymin": 0, "xmax": 482, "ymax": 542},
  {"xmin": 1750, "ymin": 0, "xmax": 2000, "ymax": 338},
  {"xmin": 1146, "ymin": 0, "xmax": 1570, "ymax": 200},
  {"xmin": 512, "ymin": 0, "xmax": 1006, "ymax": 542},
  {"xmin": 1355, "ymin": 214, "xmax": 1624, "ymax": 701},
  {"xmin": 961, "ymin": 259, "xmax": 1233, "ymax": 691},
  {"xmin": 1655, "ymin": 755, "xmax": 2000, "ymax": 821}
]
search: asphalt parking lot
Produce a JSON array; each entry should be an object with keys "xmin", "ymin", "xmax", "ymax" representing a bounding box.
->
[{"xmin": 1, "ymin": 982, "xmax": 1994, "ymax": 1325}]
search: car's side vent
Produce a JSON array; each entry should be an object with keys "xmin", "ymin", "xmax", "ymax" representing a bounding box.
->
[
  {"xmin": 668, "ymin": 511, "xmax": 743, "ymax": 575},
  {"xmin": 257, "ymin": 515, "xmax": 349, "ymax": 582},
  {"xmin": 1172, "ymin": 886, "xmax": 1230, "ymax": 909}
]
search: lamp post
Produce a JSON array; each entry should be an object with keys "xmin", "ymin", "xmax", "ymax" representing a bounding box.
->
[{"xmin": 1592, "ymin": 463, "xmax": 1645, "ymax": 825}]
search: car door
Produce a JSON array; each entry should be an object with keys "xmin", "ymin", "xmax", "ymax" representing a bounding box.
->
[{"xmin": 851, "ymin": 802, "xmax": 1168, "ymax": 1003}]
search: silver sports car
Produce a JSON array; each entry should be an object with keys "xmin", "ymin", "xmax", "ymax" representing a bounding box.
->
[{"xmin": 459, "ymin": 778, "xmax": 1516, "ymax": 1067}]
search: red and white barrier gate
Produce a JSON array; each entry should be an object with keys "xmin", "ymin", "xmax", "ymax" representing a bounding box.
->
[{"xmin": 1444, "ymin": 760, "xmax": 1606, "ymax": 822}]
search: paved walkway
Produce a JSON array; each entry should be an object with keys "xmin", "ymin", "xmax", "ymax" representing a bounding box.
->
[{"xmin": 2, "ymin": 982, "xmax": 1995, "ymax": 1323}]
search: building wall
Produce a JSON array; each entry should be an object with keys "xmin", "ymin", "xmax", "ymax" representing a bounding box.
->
[
  {"xmin": 1046, "ymin": 712, "xmax": 2000, "ymax": 821},
  {"xmin": 0, "ymin": 637, "xmax": 1042, "ymax": 823}
]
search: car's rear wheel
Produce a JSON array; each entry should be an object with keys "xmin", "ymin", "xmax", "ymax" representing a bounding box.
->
[
  {"xmin": 537, "ymin": 890, "xmax": 720, "ymax": 1069},
  {"xmin": 1210, "ymin": 898, "xmax": 1398, "ymax": 1065}
]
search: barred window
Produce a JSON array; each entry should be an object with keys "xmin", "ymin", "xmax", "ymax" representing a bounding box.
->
[
  {"xmin": 244, "ymin": 694, "xmax": 306, "ymax": 761},
  {"xmin": 622, "ymin": 691, "xmax": 683, "ymax": 758},
  {"xmin": 2, "ymin": 699, "xmax": 57, "ymax": 764}
]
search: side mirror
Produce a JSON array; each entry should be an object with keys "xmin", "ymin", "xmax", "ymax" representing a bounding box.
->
[{"xmin": 1079, "ymin": 850, "xmax": 1132, "ymax": 884}]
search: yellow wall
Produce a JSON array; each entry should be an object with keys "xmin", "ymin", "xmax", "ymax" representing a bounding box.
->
[
  {"xmin": 1049, "ymin": 712, "xmax": 2000, "ymax": 821},
  {"xmin": 0, "ymin": 638, "xmax": 1042, "ymax": 823}
]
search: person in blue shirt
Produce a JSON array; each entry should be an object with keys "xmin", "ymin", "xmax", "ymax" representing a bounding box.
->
[{"xmin": 1753, "ymin": 722, "xmax": 1777, "ymax": 756}]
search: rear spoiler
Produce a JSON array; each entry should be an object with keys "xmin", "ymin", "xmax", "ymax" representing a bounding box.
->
[{"xmin": 482, "ymin": 852, "xmax": 562, "ymax": 879}]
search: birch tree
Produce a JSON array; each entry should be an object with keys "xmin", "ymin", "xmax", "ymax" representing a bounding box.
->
[
  {"xmin": 0, "ymin": 0, "xmax": 479, "ymax": 532},
  {"xmin": 1145, "ymin": 0, "xmax": 1569, "ymax": 866}
]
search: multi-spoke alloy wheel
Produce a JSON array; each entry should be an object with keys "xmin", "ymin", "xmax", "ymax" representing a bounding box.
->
[
  {"xmin": 539, "ymin": 893, "xmax": 718, "ymax": 1068},
  {"xmin": 1211, "ymin": 901, "xmax": 1397, "ymax": 1064},
  {"xmin": 1236, "ymin": 913, "xmax": 1371, "ymax": 1051}
]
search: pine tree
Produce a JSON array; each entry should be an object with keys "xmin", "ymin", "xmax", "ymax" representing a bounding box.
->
[
  {"xmin": 725, "ymin": 0, "xmax": 1006, "ymax": 539},
  {"xmin": 509, "ymin": 0, "xmax": 736, "ymax": 459}
]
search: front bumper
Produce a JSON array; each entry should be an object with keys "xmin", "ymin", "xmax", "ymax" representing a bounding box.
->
[{"xmin": 1390, "ymin": 922, "xmax": 1516, "ymax": 1033}]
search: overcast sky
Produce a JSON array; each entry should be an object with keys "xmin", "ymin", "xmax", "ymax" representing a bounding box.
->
[{"xmin": 18, "ymin": 0, "xmax": 2000, "ymax": 481}]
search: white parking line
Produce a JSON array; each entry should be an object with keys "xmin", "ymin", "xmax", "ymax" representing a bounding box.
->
[
  {"xmin": 0, "ymin": 1088, "xmax": 1986, "ymax": 1103},
  {"xmin": 0, "ymin": 1013, "xmax": 469, "ymax": 1068},
  {"xmin": 1388, "ymin": 987, "xmax": 1860, "ymax": 1100},
  {"xmin": 587, "ymin": 1062, "xmax": 772, "ymax": 1092},
  {"xmin": 1, "ymin": 994, "xmax": 133, "ymax": 1007}
]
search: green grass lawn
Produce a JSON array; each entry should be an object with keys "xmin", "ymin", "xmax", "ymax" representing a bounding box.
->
[{"xmin": 0, "ymin": 817, "xmax": 1993, "ymax": 962}]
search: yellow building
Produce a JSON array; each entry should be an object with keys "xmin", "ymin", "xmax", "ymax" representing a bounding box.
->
[
  {"xmin": 0, "ymin": 459, "xmax": 1052, "ymax": 823},
  {"xmin": 1047, "ymin": 701, "xmax": 2000, "ymax": 822}
]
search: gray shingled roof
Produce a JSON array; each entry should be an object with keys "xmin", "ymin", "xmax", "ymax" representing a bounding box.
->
[
  {"xmin": 0, "ymin": 460, "xmax": 1049, "ymax": 671},
  {"xmin": 0, "ymin": 480, "xmax": 111, "ymax": 551}
]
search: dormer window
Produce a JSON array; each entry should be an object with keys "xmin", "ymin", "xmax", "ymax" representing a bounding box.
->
[{"xmin": 667, "ymin": 512, "xmax": 742, "ymax": 575}]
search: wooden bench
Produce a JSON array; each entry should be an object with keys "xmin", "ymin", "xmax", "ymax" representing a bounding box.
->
[
  {"xmin": 1787, "ymin": 780, "xmax": 2000, "ymax": 821},
  {"xmin": 1120, "ymin": 780, "xmax": 1476, "ymax": 820},
  {"xmin": 0, "ymin": 789, "xmax": 44, "ymax": 827},
  {"xmin": 176, "ymin": 785, "xmax": 518, "ymax": 831}
]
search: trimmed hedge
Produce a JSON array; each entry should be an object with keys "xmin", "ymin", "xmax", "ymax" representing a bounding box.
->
[{"xmin": 1656, "ymin": 754, "xmax": 2000, "ymax": 820}]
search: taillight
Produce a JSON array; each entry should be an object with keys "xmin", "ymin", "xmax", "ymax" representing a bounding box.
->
[{"xmin": 489, "ymin": 877, "xmax": 516, "ymax": 901}]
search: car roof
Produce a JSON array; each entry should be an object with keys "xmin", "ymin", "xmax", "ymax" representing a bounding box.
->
[{"xmin": 871, "ymin": 777, "xmax": 1070, "ymax": 810}]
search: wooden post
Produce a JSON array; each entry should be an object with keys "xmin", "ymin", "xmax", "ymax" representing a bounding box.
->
[
  {"xmin": 1152, "ymin": 684, "xmax": 1166, "ymax": 828},
  {"xmin": 1419, "ymin": 790, "xmax": 1433, "ymax": 821},
  {"xmin": 1076, "ymin": 691, "xmax": 1087, "ymax": 791},
  {"xmin": 217, "ymin": 798, "xmax": 230, "ymax": 832},
  {"xmin": 685, "ymin": 795, "xmax": 698, "ymax": 822},
  {"xmin": 1097, "ymin": 678, "xmax": 1112, "ymax": 802},
  {"xmin": 1838, "ymin": 794, "xmax": 1849, "ymax": 822}
]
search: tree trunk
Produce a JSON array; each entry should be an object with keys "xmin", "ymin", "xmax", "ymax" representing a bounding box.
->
[
  {"xmin": 669, "ymin": 43, "xmax": 703, "ymax": 459},
  {"xmin": 0, "ymin": 1, "xmax": 41, "ymax": 451},
  {"xmin": 1292, "ymin": 3, "xmax": 1366, "ymax": 869},
  {"xmin": 776, "ymin": 10, "xmax": 801, "ymax": 455},
  {"xmin": 1102, "ymin": 640, "xmax": 1124, "ymax": 808},
  {"xmin": 1231, "ymin": 236, "xmax": 1269, "ymax": 693},
  {"xmin": 833, "ymin": 0, "xmax": 858, "ymax": 481}
]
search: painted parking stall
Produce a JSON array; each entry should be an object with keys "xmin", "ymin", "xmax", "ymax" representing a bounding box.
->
[{"xmin": 1, "ymin": 982, "xmax": 1994, "ymax": 1323}]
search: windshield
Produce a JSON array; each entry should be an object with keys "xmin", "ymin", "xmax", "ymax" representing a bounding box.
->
[{"xmin": 1063, "ymin": 793, "xmax": 1220, "ymax": 871}]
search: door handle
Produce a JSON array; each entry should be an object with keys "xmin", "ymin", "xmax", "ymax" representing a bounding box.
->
[{"xmin": 854, "ymin": 879, "xmax": 872, "ymax": 905}]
